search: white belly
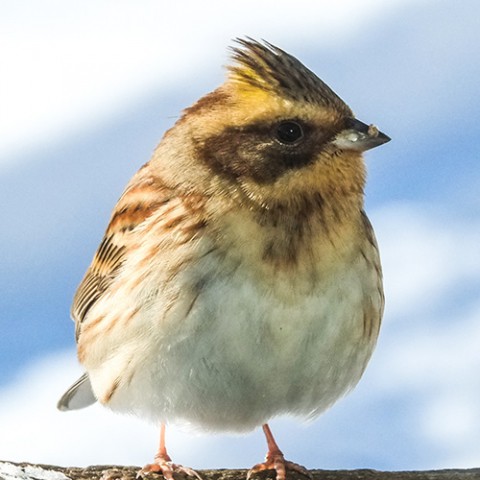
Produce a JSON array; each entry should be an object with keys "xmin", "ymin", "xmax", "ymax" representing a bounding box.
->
[{"xmin": 95, "ymin": 242, "xmax": 381, "ymax": 432}]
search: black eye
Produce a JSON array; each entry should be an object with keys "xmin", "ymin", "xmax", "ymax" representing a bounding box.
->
[{"xmin": 275, "ymin": 121, "xmax": 304, "ymax": 144}]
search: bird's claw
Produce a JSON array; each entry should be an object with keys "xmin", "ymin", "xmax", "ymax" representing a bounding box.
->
[
  {"xmin": 137, "ymin": 458, "xmax": 202, "ymax": 480},
  {"xmin": 247, "ymin": 452, "xmax": 312, "ymax": 480}
]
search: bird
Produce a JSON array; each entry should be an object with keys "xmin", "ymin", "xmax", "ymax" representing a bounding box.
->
[{"xmin": 58, "ymin": 38, "xmax": 389, "ymax": 480}]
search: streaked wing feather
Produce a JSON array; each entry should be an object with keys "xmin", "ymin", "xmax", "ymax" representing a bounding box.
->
[
  {"xmin": 72, "ymin": 234, "xmax": 127, "ymax": 340},
  {"xmin": 71, "ymin": 177, "xmax": 173, "ymax": 340}
]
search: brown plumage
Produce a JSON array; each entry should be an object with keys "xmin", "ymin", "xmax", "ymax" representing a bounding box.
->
[{"xmin": 59, "ymin": 38, "xmax": 390, "ymax": 480}]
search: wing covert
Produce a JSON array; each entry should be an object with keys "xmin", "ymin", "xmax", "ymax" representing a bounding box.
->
[{"xmin": 71, "ymin": 175, "xmax": 174, "ymax": 340}]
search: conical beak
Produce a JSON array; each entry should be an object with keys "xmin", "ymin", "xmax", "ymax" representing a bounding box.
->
[{"xmin": 332, "ymin": 118, "xmax": 391, "ymax": 152}]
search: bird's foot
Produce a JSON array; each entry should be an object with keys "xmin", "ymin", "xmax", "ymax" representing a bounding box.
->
[
  {"xmin": 137, "ymin": 454, "xmax": 202, "ymax": 480},
  {"xmin": 247, "ymin": 451, "xmax": 311, "ymax": 480}
]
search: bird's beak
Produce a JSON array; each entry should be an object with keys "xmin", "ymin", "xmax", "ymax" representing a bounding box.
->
[{"xmin": 332, "ymin": 118, "xmax": 391, "ymax": 152}]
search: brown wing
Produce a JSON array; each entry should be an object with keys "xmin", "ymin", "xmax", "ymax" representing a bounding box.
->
[
  {"xmin": 360, "ymin": 209, "xmax": 385, "ymax": 338},
  {"xmin": 71, "ymin": 234, "xmax": 125, "ymax": 339},
  {"xmin": 71, "ymin": 174, "xmax": 173, "ymax": 341}
]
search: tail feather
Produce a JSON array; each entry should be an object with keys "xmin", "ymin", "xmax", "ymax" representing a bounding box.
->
[{"xmin": 57, "ymin": 372, "xmax": 97, "ymax": 411}]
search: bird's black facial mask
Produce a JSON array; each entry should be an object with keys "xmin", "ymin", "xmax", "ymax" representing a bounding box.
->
[{"xmin": 199, "ymin": 119, "xmax": 338, "ymax": 184}]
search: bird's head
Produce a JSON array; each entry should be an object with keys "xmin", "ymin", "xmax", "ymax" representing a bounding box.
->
[{"xmin": 160, "ymin": 38, "xmax": 390, "ymax": 214}]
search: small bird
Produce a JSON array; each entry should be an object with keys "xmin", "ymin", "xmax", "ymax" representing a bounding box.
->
[{"xmin": 58, "ymin": 38, "xmax": 389, "ymax": 480}]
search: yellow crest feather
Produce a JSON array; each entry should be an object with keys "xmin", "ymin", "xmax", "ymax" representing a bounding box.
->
[{"xmin": 227, "ymin": 38, "xmax": 351, "ymax": 115}]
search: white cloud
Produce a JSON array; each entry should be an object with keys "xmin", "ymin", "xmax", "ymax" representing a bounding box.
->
[
  {"xmin": 0, "ymin": 351, "xmax": 155, "ymax": 467},
  {"xmin": 372, "ymin": 203, "xmax": 480, "ymax": 319},
  {"xmin": 371, "ymin": 299, "xmax": 480, "ymax": 468},
  {"xmin": 366, "ymin": 204, "xmax": 480, "ymax": 467},
  {"xmin": 1, "ymin": 0, "xmax": 417, "ymax": 165}
]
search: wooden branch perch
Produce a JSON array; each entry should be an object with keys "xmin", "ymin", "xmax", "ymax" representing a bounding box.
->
[{"xmin": 1, "ymin": 462, "xmax": 480, "ymax": 480}]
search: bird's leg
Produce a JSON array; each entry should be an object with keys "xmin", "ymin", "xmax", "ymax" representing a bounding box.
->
[
  {"xmin": 137, "ymin": 424, "xmax": 202, "ymax": 480},
  {"xmin": 247, "ymin": 424, "xmax": 311, "ymax": 480}
]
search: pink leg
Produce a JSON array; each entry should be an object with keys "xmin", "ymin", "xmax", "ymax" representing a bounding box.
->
[
  {"xmin": 247, "ymin": 424, "xmax": 311, "ymax": 480},
  {"xmin": 137, "ymin": 424, "xmax": 202, "ymax": 480}
]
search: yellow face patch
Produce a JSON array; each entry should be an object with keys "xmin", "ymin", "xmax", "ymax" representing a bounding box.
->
[
  {"xmin": 184, "ymin": 39, "xmax": 350, "ymax": 144},
  {"xmin": 221, "ymin": 79, "xmax": 342, "ymax": 131}
]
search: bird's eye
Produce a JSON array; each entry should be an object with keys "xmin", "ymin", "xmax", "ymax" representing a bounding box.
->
[{"xmin": 275, "ymin": 121, "xmax": 304, "ymax": 145}]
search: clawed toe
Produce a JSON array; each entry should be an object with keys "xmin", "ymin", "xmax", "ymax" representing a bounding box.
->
[
  {"xmin": 282, "ymin": 461, "xmax": 312, "ymax": 480},
  {"xmin": 99, "ymin": 468, "xmax": 127, "ymax": 480},
  {"xmin": 138, "ymin": 424, "xmax": 202, "ymax": 480},
  {"xmin": 248, "ymin": 425, "xmax": 311, "ymax": 480},
  {"xmin": 247, "ymin": 453, "xmax": 311, "ymax": 480},
  {"xmin": 137, "ymin": 459, "xmax": 202, "ymax": 480}
]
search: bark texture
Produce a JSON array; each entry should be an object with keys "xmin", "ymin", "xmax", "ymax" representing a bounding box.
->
[{"xmin": 1, "ymin": 462, "xmax": 480, "ymax": 480}]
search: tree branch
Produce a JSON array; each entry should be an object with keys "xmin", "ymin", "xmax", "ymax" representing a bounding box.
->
[{"xmin": 1, "ymin": 462, "xmax": 480, "ymax": 480}]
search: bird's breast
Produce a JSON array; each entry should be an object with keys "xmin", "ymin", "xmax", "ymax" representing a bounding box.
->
[{"xmin": 98, "ymin": 216, "xmax": 382, "ymax": 432}]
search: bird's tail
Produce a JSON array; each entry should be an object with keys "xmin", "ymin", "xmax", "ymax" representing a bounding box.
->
[{"xmin": 57, "ymin": 372, "xmax": 97, "ymax": 411}]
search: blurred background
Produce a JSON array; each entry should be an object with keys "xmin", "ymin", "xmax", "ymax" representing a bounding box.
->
[{"xmin": 1, "ymin": 0, "xmax": 480, "ymax": 472}]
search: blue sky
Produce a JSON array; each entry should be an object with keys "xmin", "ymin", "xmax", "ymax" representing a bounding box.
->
[{"xmin": 1, "ymin": 0, "xmax": 480, "ymax": 472}]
